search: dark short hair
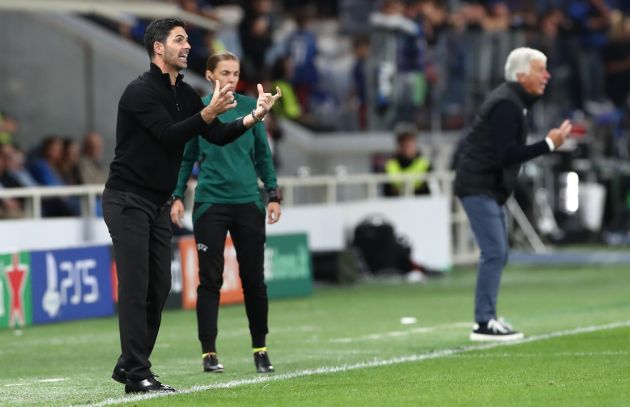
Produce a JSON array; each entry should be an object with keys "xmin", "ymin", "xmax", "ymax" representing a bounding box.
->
[
  {"xmin": 144, "ymin": 18, "xmax": 186, "ymax": 58},
  {"xmin": 394, "ymin": 122, "xmax": 417, "ymax": 145},
  {"xmin": 206, "ymin": 51, "xmax": 240, "ymax": 72}
]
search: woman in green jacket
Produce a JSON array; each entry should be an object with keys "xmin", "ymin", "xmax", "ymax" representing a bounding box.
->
[{"xmin": 171, "ymin": 51, "xmax": 281, "ymax": 374}]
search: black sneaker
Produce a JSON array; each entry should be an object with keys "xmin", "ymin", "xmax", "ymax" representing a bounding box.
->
[
  {"xmin": 470, "ymin": 318, "xmax": 524, "ymax": 341},
  {"xmin": 202, "ymin": 353, "xmax": 224, "ymax": 373},
  {"xmin": 112, "ymin": 365, "xmax": 127, "ymax": 384},
  {"xmin": 124, "ymin": 375, "xmax": 176, "ymax": 394},
  {"xmin": 254, "ymin": 351, "xmax": 274, "ymax": 373}
]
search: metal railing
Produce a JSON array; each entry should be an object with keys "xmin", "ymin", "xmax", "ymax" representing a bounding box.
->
[
  {"xmin": 0, "ymin": 172, "xmax": 478, "ymax": 264},
  {"xmin": 0, "ymin": 184, "xmax": 104, "ymax": 219},
  {"xmin": 0, "ymin": 172, "xmax": 546, "ymax": 264}
]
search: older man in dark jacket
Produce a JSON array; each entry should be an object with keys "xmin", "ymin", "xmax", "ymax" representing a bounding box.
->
[{"xmin": 455, "ymin": 47, "xmax": 572, "ymax": 342}]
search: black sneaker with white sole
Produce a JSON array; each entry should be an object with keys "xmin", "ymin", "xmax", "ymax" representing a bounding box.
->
[
  {"xmin": 469, "ymin": 318, "xmax": 524, "ymax": 341},
  {"xmin": 202, "ymin": 353, "xmax": 224, "ymax": 373},
  {"xmin": 254, "ymin": 351, "xmax": 274, "ymax": 373}
]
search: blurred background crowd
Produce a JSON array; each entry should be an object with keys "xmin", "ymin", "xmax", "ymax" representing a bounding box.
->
[
  {"xmin": 84, "ymin": 0, "xmax": 630, "ymax": 134},
  {"xmin": 3, "ymin": 0, "xmax": 630, "ymax": 244}
]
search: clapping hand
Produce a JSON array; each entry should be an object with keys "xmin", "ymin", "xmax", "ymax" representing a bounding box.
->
[{"xmin": 547, "ymin": 119, "xmax": 572, "ymax": 149}]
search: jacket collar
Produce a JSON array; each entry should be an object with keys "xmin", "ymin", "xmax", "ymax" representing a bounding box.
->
[
  {"xmin": 506, "ymin": 81, "xmax": 539, "ymax": 108},
  {"xmin": 148, "ymin": 63, "xmax": 184, "ymax": 86}
]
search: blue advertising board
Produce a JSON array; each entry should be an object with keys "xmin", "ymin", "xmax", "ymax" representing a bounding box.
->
[{"xmin": 30, "ymin": 245, "xmax": 114, "ymax": 324}]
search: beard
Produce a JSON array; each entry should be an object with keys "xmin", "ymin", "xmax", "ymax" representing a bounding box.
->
[{"xmin": 164, "ymin": 49, "xmax": 188, "ymax": 71}]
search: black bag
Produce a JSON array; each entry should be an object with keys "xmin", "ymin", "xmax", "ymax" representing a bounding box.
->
[{"xmin": 352, "ymin": 215, "xmax": 409, "ymax": 274}]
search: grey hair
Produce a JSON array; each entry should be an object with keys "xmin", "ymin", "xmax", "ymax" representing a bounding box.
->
[{"xmin": 504, "ymin": 47, "xmax": 547, "ymax": 82}]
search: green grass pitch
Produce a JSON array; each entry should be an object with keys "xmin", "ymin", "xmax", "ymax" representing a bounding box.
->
[{"xmin": 1, "ymin": 265, "xmax": 630, "ymax": 406}]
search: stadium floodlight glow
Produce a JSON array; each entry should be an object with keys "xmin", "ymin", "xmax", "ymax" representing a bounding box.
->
[{"xmin": 564, "ymin": 171, "xmax": 579, "ymax": 214}]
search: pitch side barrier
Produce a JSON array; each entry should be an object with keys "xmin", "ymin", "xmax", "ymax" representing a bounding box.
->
[
  {"xmin": 0, "ymin": 172, "xmax": 485, "ymax": 265},
  {"xmin": 0, "ymin": 233, "xmax": 312, "ymax": 330}
]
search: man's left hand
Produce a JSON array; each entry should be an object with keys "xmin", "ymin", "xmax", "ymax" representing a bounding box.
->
[{"xmin": 254, "ymin": 84, "xmax": 282, "ymax": 120}]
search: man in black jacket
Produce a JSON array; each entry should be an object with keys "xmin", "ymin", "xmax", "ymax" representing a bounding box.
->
[
  {"xmin": 102, "ymin": 18, "xmax": 280, "ymax": 394},
  {"xmin": 454, "ymin": 47, "xmax": 571, "ymax": 342}
]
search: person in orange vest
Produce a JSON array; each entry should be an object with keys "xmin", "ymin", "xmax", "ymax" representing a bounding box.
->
[{"xmin": 384, "ymin": 124, "xmax": 431, "ymax": 196}]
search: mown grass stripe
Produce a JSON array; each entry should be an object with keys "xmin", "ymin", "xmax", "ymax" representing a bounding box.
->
[{"xmin": 83, "ymin": 320, "xmax": 630, "ymax": 407}]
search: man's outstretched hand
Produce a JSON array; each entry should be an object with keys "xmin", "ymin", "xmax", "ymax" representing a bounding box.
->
[
  {"xmin": 252, "ymin": 83, "xmax": 282, "ymax": 121},
  {"xmin": 201, "ymin": 80, "xmax": 237, "ymax": 123},
  {"xmin": 547, "ymin": 119, "xmax": 572, "ymax": 149}
]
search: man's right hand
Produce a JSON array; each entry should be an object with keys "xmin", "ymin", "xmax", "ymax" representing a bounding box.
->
[
  {"xmin": 200, "ymin": 80, "xmax": 237, "ymax": 123},
  {"xmin": 547, "ymin": 119, "xmax": 572, "ymax": 149},
  {"xmin": 170, "ymin": 199, "xmax": 185, "ymax": 227}
]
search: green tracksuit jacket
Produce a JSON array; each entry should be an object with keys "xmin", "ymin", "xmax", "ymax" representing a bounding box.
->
[{"xmin": 173, "ymin": 93, "xmax": 277, "ymax": 222}]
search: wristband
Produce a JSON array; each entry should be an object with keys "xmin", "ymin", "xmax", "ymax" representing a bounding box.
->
[
  {"xmin": 267, "ymin": 187, "xmax": 282, "ymax": 203},
  {"xmin": 251, "ymin": 109, "xmax": 265, "ymax": 123}
]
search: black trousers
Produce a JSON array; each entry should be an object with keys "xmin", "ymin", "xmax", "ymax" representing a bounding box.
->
[
  {"xmin": 102, "ymin": 188, "xmax": 172, "ymax": 381},
  {"xmin": 193, "ymin": 203, "xmax": 268, "ymax": 353}
]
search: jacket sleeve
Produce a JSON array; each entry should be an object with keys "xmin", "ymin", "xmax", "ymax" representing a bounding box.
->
[
  {"xmin": 193, "ymin": 91, "xmax": 249, "ymax": 146},
  {"xmin": 119, "ymin": 83, "xmax": 208, "ymax": 146},
  {"xmin": 252, "ymin": 121, "xmax": 278, "ymax": 191},
  {"xmin": 173, "ymin": 136, "xmax": 200, "ymax": 199},
  {"xmin": 490, "ymin": 101, "xmax": 550, "ymax": 167},
  {"xmin": 200, "ymin": 117, "xmax": 248, "ymax": 146},
  {"xmin": 120, "ymin": 83, "xmax": 248, "ymax": 147}
]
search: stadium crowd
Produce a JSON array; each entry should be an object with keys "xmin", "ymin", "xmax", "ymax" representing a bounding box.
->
[
  {"xmin": 3, "ymin": 0, "xmax": 630, "ymax": 219},
  {"xmin": 89, "ymin": 0, "xmax": 630, "ymax": 133},
  {"xmin": 0, "ymin": 116, "xmax": 108, "ymax": 218}
]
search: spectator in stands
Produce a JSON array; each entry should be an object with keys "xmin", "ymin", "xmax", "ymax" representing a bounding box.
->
[
  {"xmin": 203, "ymin": 27, "xmax": 226, "ymax": 56},
  {"xmin": 384, "ymin": 123, "xmax": 432, "ymax": 196},
  {"xmin": 0, "ymin": 150, "xmax": 24, "ymax": 218},
  {"xmin": 350, "ymin": 34, "xmax": 370, "ymax": 130},
  {"xmin": 566, "ymin": 0, "xmax": 612, "ymax": 106},
  {"xmin": 170, "ymin": 50, "xmax": 280, "ymax": 376},
  {"xmin": 602, "ymin": 10, "xmax": 630, "ymax": 111},
  {"xmin": 78, "ymin": 132, "xmax": 108, "ymax": 184},
  {"xmin": 239, "ymin": 0, "xmax": 275, "ymax": 83},
  {"xmin": 284, "ymin": 9, "xmax": 319, "ymax": 113},
  {"xmin": 60, "ymin": 138, "xmax": 83, "ymax": 185},
  {"xmin": 440, "ymin": 5, "xmax": 469, "ymax": 128},
  {"xmin": 399, "ymin": 0, "xmax": 430, "ymax": 117},
  {"xmin": 529, "ymin": 8, "xmax": 574, "ymax": 116},
  {"xmin": 28, "ymin": 136, "xmax": 80, "ymax": 217},
  {"xmin": 454, "ymin": 47, "xmax": 572, "ymax": 341},
  {"xmin": 28, "ymin": 135, "xmax": 65, "ymax": 187},
  {"xmin": 369, "ymin": 0, "xmax": 425, "ymax": 129},
  {"xmin": 601, "ymin": 10, "xmax": 630, "ymax": 156},
  {"xmin": 339, "ymin": 0, "xmax": 380, "ymax": 36},
  {"xmin": 0, "ymin": 112, "xmax": 18, "ymax": 145},
  {"xmin": 270, "ymin": 56, "xmax": 302, "ymax": 121},
  {"xmin": 102, "ymin": 17, "xmax": 280, "ymax": 394},
  {"xmin": 0, "ymin": 143, "xmax": 37, "ymax": 187},
  {"xmin": 178, "ymin": 0, "xmax": 215, "ymax": 74}
]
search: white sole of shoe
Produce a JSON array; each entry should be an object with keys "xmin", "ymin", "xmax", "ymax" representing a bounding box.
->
[{"xmin": 469, "ymin": 332, "xmax": 524, "ymax": 341}]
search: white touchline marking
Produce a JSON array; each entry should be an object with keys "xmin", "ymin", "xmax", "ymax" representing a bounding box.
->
[
  {"xmin": 37, "ymin": 378, "xmax": 67, "ymax": 383},
  {"xmin": 329, "ymin": 322, "xmax": 471, "ymax": 343},
  {"xmin": 80, "ymin": 320, "xmax": 630, "ymax": 407},
  {"xmin": 446, "ymin": 350, "xmax": 629, "ymax": 358},
  {"xmin": 3, "ymin": 378, "xmax": 67, "ymax": 387}
]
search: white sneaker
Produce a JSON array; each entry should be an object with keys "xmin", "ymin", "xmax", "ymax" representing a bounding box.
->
[
  {"xmin": 405, "ymin": 271, "xmax": 426, "ymax": 283},
  {"xmin": 469, "ymin": 318, "xmax": 524, "ymax": 341}
]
